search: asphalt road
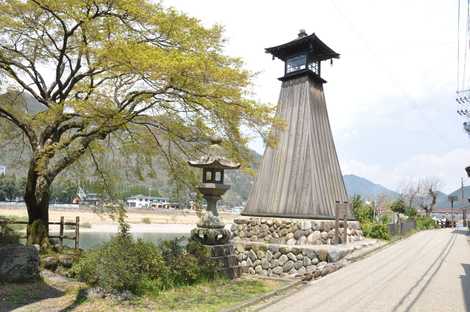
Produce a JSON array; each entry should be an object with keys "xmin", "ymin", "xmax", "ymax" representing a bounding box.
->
[{"xmin": 261, "ymin": 228, "xmax": 470, "ymax": 312}]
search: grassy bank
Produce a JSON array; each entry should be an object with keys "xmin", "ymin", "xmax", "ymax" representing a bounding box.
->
[{"xmin": 0, "ymin": 275, "xmax": 283, "ymax": 312}]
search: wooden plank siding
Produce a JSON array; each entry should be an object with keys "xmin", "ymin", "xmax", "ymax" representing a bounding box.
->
[{"xmin": 243, "ymin": 75, "xmax": 351, "ymax": 219}]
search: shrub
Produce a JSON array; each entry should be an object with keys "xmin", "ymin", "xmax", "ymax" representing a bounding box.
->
[
  {"xmin": 416, "ymin": 216, "xmax": 437, "ymax": 231},
  {"xmin": 158, "ymin": 238, "xmax": 217, "ymax": 289},
  {"xmin": 352, "ymin": 195, "xmax": 374, "ymax": 223},
  {"xmin": 404, "ymin": 207, "xmax": 417, "ymax": 218},
  {"xmin": 379, "ymin": 214, "xmax": 391, "ymax": 225},
  {"xmin": 390, "ymin": 199, "xmax": 406, "ymax": 214},
  {"xmin": 361, "ymin": 222, "xmax": 390, "ymax": 240},
  {"xmin": 71, "ymin": 236, "xmax": 217, "ymax": 294},
  {"xmin": 71, "ymin": 236, "xmax": 166, "ymax": 293},
  {"xmin": 142, "ymin": 217, "xmax": 151, "ymax": 224},
  {"xmin": 186, "ymin": 239, "xmax": 218, "ymax": 279}
]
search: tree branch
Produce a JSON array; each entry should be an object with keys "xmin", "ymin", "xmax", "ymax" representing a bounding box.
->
[{"xmin": 0, "ymin": 107, "xmax": 37, "ymax": 146}]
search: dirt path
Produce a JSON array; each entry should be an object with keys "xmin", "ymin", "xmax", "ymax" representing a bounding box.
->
[
  {"xmin": 260, "ymin": 228, "xmax": 470, "ymax": 312},
  {"xmin": 0, "ymin": 271, "xmax": 85, "ymax": 312}
]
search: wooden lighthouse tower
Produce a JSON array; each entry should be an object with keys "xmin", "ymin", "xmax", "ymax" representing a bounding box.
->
[{"xmin": 243, "ymin": 30, "xmax": 351, "ymax": 220}]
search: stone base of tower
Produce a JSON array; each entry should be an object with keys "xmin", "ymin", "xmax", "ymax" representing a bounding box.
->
[
  {"xmin": 227, "ymin": 217, "xmax": 386, "ymax": 280},
  {"xmin": 232, "ymin": 239, "xmax": 381, "ymax": 279},
  {"xmin": 231, "ymin": 217, "xmax": 363, "ymax": 246}
]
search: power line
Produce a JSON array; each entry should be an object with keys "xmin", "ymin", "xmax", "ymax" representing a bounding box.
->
[
  {"xmin": 463, "ymin": 1, "xmax": 469, "ymax": 92},
  {"xmin": 462, "ymin": 0, "xmax": 470, "ymax": 89},
  {"xmin": 463, "ymin": 0, "xmax": 468, "ymax": 92},
  {"xmin": 457, "ymin": 0, "xmax": 470, "ymax": 94},
  {"xmin": 329, "ymin": 0, "xmax": 455, "ymax": 148},
  {"xmin": 458, "ymin": 0, "xmax": 461, "ymax": 92}
]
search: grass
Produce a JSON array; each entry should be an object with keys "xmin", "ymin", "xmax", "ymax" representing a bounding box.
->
[
  {"xmin": 0, "ymin": 276, "xmax": 283, "ymax": 312},
  {"xmin": 74, "ymin": 277, "xmax": 283, "ymax": 312},
  {"xmin": 142, "ymin": 278, "xmax": 281, "ymax": 312}
]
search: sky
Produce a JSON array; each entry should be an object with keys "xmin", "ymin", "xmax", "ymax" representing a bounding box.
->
[{"xmin": 165, "ymin": 0, "xmax": 468, "ymax": 193}]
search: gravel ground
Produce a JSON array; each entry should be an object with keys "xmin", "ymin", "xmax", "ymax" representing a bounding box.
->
[{"xmin": 260, "ymin": 228, "xmax": 470, "ymax": 312}]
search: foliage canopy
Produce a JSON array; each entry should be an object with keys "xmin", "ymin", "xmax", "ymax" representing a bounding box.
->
[{"xmin": 0, "ymin": 0, "xmax": 278, "ymax": 225}]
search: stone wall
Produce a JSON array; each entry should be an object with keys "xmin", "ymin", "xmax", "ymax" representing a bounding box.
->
[
  {"xmin": 234, "ymin": 242, "xmax": 347, "ymax": 279},
  {"xmin": 234, "ymin": 240, "xmax": 377, "ymax": 279},
  {"xmin": 231, "ymin": 217, "xmax": 363, "ymax": 246}
]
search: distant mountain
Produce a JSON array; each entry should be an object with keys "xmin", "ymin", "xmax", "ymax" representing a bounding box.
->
[
  {"xmin": 436, "ymin": 186, "xmax": 470, "ymax": 209},
  {"xmin": 434, "ymin": 191, "xmax": 451, "ymax": 209},
  {"xmin": 343, "ymin": 174, "xmax": 399, "ymax": 200}
]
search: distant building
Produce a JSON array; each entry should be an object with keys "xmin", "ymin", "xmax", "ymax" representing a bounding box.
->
[
  {"xmin": 81, "ymin": 193, "xmax": 101, "ymax": 206},
  {"xmin": 0, "ymin": 165, "xmax": 5, "ymax": 176},
  {"xmin": 126, "ymin": 195, "xmax": 170, "ymax": 209},
  {"xmin": 75, "ymin": 187, "xmax": 101, "ymax": 205}
]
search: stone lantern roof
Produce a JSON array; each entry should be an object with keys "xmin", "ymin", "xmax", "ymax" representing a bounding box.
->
[{"xmin": 188, "ymin": 137, "xmax": 240, "ymax": 170}]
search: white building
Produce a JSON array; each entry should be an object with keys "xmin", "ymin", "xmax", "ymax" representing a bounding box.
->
[
  {"xmin": 126, "ymin": 195, "xmax": 170, "ymax": 209},
  {"xmin": 0, "ymin": 165, "xmax": 5, "ymax": 176}
]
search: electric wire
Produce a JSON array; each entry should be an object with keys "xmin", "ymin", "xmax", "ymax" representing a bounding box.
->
[
  {"xmin": 329, "ymin": 0, "xmax": 454, "ymax": 148},
  {"xmin": 458, "ymin": 0, "xmax": 461, "ymax": 92},
  {"xmin": 457, "ymin": 0, "xmax": 470, "ymax": 115},
  {"xmin": 463, "ymin": 0, "xmax": 468, "ymax": 92},
  {"xmin": 464, "ymin": 0, "xmax": 470, "ymax": 91}
]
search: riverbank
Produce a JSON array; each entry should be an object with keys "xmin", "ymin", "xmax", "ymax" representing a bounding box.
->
[
  {"xmin": 79, "ymin": 223, "xmax": 195, "ymax": 233},
  {"xmin": 1, "ymin": 207, "xmax": 229, "ymax": 249},
  {"xmin": 0, "ymin": 207, "xmax": 237, "ymax": 230}
]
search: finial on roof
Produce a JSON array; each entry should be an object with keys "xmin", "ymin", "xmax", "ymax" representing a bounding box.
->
[
  {"xmin": 209, "ymin": 136, "xmax": 223, "ymax": 145},
  {"xmin": 298, "ymin": 29, "xmax": 307, "ymax": 38},
  {"xmin": 187, "ymin": 136, "xmax": 240, "ymax": 169}
]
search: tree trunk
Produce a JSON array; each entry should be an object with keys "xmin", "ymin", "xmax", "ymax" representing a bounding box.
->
[{"xmin": 24, "ymin": 161, "xmax": 52, "ymax": 243}]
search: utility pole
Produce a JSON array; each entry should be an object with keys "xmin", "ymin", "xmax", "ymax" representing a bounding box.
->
[
  {"xmin": 461, "ymin": 178, "xmax": 465, "ymax": 227},
  {"xmin": 462, "ymin": 178, "xmax": 465, "ymax": 201},
  {"xmin": 449, "ymin": 195, "xmax": 458, "ymax": 228}
]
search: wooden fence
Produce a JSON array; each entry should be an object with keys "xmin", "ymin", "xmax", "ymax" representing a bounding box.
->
[
  {"xmin": 0, "ymin": 216, "xmax": 80, "ymax": 250},
  {"xmin": 388, "ymin": 219, "xmax": 416, "ymax": 236}
]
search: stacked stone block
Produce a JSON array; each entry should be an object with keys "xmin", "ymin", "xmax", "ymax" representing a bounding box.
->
[
  {"xmin": 232, "ymin": 217, "xmax": 363, "ymax": 245},
  {"xmin": 234, "ymin": 243, "xmax": 348, "ymax": 279}
]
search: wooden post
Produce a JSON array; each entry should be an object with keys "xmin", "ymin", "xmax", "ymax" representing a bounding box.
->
[
  {"xmin": 397, "ymin": 213, "xmax": 401, "ymax": 236},
  {"xmin": 334, "ymin": 201, "xmax": 340, "ymax": 245},
  {"xmin": 59, "ymin": 216, "xmax": 64, "ymax": 250},
  {"xmin": 343, "ymin": 202, "xmax": 348, "ymax": 244},
  {"xmin": 75, "ymin": 216, "xmax": 80, "ymax": 250}
]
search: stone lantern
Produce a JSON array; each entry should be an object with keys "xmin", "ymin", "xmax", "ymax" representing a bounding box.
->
[{"xmin": 188, "ymin": 137, "xmax": 240, "ymax": 245}]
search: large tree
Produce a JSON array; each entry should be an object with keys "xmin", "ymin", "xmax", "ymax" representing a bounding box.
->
[
  {"xmin": 417, "ymin": 177, "xmax": 442, "ymax": 216},
  {"xmin": 0, "ymin": 0, "xmax": 276, "ymax": 239}
]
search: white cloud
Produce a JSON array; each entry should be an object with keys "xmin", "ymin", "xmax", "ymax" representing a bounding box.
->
[
  {"xmin": 342, "ymin": 148, "xmax": 470, "ymax": 194},
  {"xmin": 166, "ymin": 0, "xmax": 469, "ymax": 195}
]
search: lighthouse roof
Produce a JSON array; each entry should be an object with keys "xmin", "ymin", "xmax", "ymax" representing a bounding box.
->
[
  {"xmin": 265, "ymin": 32, "xmax": 340, "ymax": 62},
  {"xmin": 188, "ymin": 137, "xmax": 241, "ymax": 170}
]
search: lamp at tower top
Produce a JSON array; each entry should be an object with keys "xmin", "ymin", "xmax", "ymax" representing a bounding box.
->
[{"xmin": 265, "ymin": 30, "xmax": 340, "ymax": 82}]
